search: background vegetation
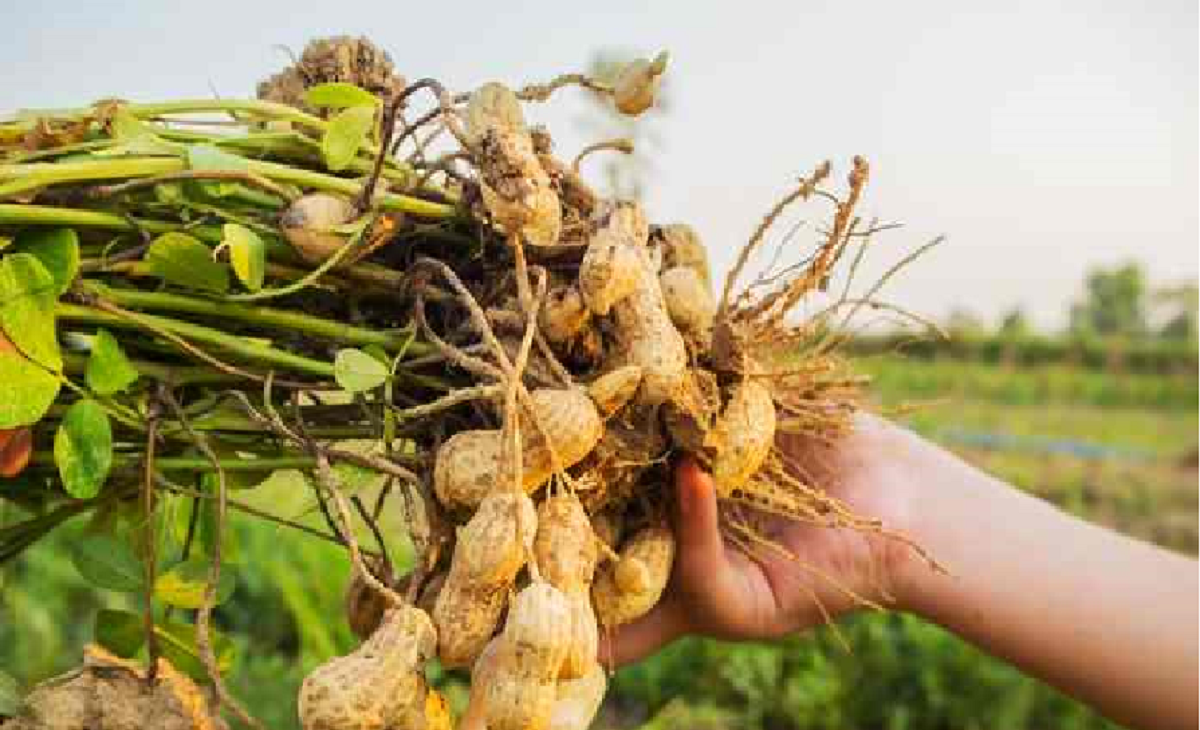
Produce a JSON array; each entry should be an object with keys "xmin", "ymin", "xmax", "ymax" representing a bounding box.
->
[
  {"xmin": 2, "ymin": 259, "xmax": 1194, "ymax": 728},
  {"xmin": 0, "ymin": 49, "xmax": 1194, "ymax": 726}
]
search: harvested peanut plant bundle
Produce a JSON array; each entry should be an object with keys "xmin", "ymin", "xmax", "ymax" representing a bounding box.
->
[{"xmin": 0, "ymin": 35, "xmax": 939, "ymax": 730}]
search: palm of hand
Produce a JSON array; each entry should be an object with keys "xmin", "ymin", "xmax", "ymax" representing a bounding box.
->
[{"xmin": 608, "ymin": 415, "xmax": 920, "ymax": 665}]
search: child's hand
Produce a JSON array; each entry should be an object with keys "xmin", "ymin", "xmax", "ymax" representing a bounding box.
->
[{"xmin": 605, "ymin": 414, "xmax": 925, "ymax": 666}]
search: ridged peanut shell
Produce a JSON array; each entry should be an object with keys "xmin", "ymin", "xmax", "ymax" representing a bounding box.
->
[
  {"xmin": 656, "ymin": 223, "xmax": 711, "ymax": 288},
  {"xmin": 483, "ymin": 583, "xmax": 573, "ymax": 730},
  {"xmin": 549, "ymin": 663, "xmax": 607, "ymax": 730},
  {"xmin": 586, "ymin": 365, "xmax": 643, "ymax": 418},
  {"xmin": 298, "ymin": 605, "xmax": 436, "ymax": 730},
  {"xmin": 710, "ymin": 379, "xmax": 776, "ymax": 495},
  {"xmin": 432, "ymin": 492, "xmax": 536, "ymax": 667},
  {"xmin": 535, "ymin": 494, "xmax": 598, "ymax": 592},
  {"xmin": 660, "ymin": 265, "xmax": 715, "ymax": 347},
  {"xmin": 434, "ymin": 388, "xmax": 601, "ymax": 509},
  {"xmin": 466, "ymin": 82, "xmax": 527, "ymax": 141},
  {"xmin": 592, "ymin": 524, "xmax": 675, "ymax": 627},
  {"xmin": 433, "ymin": 429, "xmax": 501, "ymax": 510},
  {"xmin": 611, "ymin": 253, "xmax": 690, "ymax": 406}
]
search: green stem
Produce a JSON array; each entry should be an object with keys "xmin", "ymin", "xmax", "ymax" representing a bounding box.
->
[
  {"xmin": 82, "ymin": 281, "xmax": 429, "ymax": 354},
  {"xmin": 56, "ymin": 303, "xmax": 336, "ymax": 378},
  {"xmin": 0, "ymin": 157, "xmax": 457, "ymax": 218},
  {"xmin": 0, "ymin": 157, "xmax": 184, "ymax": 197},
  {"xmin": 243, "ymin": 159, "xmax": 456, "ymax": 218},
  {"xmin": 152, "ymin": 454, "xmax": 317, "ymax": 472},
  {"xmin": 62, "ymin": 352, "xmax": 244, "ymax": 386},
  {"xmin": 126, "ymin": 99, "xmax": 329, "ymax": 132},
  {"xmin": 29, "ymin": 452, "xmax": 317, "ymax": 472},
  {"xmin": 0, "ymin": 203, "xmax": 222, "ymax": 240}
]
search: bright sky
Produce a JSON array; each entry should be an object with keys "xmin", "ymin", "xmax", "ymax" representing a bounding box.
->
[{"xmin": 4, "ymin": 0, "xmax": 1196, "ymax": 329}]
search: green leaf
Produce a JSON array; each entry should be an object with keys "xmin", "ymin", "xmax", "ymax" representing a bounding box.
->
[
  {"xmin": 334, "ymin": 348, "xmax": 388, "ymax": 392},
  {"xmin": 332, "ymin": 461, "xmax": 381, "ymax": 494},
  {"xmin": 0, "ymin": 253, "xmax": 61, "ymax": 370},
  {"xmin": 71, "ymin": 533, "xmax": 144, "ymax": 592},
  {"xmin": 145, "ymin": 232, "xmax": 229, "ymax": 294},
  {"xmin": 304, "ymin": 82, "xmax": 380, "ymax": 110},
  {"xmin": 320, "ymin": 105, "xmax": 375, "ymax": 172},
  {"xmin": 54, "ymin": 399, "xmax": 113, "ymax": 499},
  {"xmin": 85, "ymin": 329, "xmax": 139, "ymax": 395},
  {"xmin": 222, "ymin": 223, "xmax": 265, "ymax": 291},
  {"xmin": 154, "ymin": 558, "xmax": 235, "ymax": 609},
  {"xmin": 94, "ymin": 608, "xmax": 145, "ymax": 657},
  {"xmin": 94, "ymin": 611, "xmax": 237, "ymax": 682},
  {"xmin": 110, "ymin": 108, "xmax": 150, "ymax": 141},
  {"xmin": 156, "ymin": 617, "xmax": 237, "ymax": 681},
  {"xmin": 187, "ymin": 143, "xmax": 249, "ymax": 172},
  {"xmin": 0, "ymin": 669, "xmax": 19, "ymax": 716},
  {"xmin": 96, "ymin": 113, "xmax": 184, "ymax": 157},
  {"xmin": 0, "ymin": 348, "xmax": 59, "ymax": 428},
  {"xmin": 13, "ymin": 228, "xmax": 79, "ymax": 296}
]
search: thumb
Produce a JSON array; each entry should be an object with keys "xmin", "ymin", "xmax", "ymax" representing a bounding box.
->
[{"xmin": 672, "ymin": 457, "xmax": 728, "ymax": 587}]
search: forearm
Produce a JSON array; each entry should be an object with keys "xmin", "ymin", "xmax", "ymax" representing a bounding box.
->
[{"xmin": 897, "ymin": 449, "xmax": 1198, "ymax": 730}]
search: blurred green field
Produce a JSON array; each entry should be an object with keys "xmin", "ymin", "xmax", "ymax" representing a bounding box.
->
[{"xmin": 1, "ymin": 356, "xmax": 1195, "ymax": 729}]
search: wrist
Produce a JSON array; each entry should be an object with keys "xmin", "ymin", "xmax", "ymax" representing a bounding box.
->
[{"xmin": 867, "ymin": 421, "xmax": 976, "ymax": 616}]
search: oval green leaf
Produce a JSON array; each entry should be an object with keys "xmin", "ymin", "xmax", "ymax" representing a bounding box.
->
[
  {"xmin": 304, "ymin": 82, "xmax": 380, "ymax": 109},
  {"xmin": 54, "ymin": 399, "xmax": 113, "ymax": 499},
  {"xmin": 71, "ymin": 533, "xmax": 144, "ymax": 592},
  {"xmin": 320, "ymin": 105, "xmax": 375, "ymax": 172},
  {"xmin": 156, "ymin": 617, "xmax": 236, "ymax": 681},
  {"xmin": 145, "ymin": 232, "xmax": 230, "ymax": 294},
  {"xmin": 154, "ymin": 558, "xmax": 235, "ymax": 609},
  {"xmin": 93, "ymin": 610, "xmax": 236, "ymax": 682},
  {"xmin": 94, "ymin": 608, "xmax": 145, "ymax": 657},
  {"xmin": 14, "ymin": 228, "xmax": 79, "ymax": 296},
  {"xmin": 85, "ymin": 329, "xmax": 139, "ymax": 395},
  {"xmin": 0, "ymin": 253, "xmax": 61, "ymax": 370},
  {"xmin": 334, "ymin": 348, "xmax": 388, "ymax": 392},
  {"xmin": 0, "ymin": 348, "xmax": 59, "ymax": 428},
  {"xmin": 222, "ymin": 223, "xmax": 265, "ymax": 291},
  {"xmin": 110, "ymin": 108, "xmax": 150, "ymax": 141}
]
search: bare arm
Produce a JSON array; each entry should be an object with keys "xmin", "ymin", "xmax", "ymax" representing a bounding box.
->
[
  {"xmin": 896, "ymin": 443, "xmax": 1198, "ymax": 730},
  {"xmin": 609, "ymin": 416, "xmax": 1198, "ymax": 730}
]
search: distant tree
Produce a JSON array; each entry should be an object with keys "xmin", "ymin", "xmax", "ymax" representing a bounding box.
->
[
  {"xmin": 945, "ymin": 307, "xmax": 985, "ymax": 337},
  {"xmin": 1068, "ymin": 263, "xmax": 1149, "ymax": 338},
  {"xmin": 998, "ymin": 308, "xmax": 1031, "ymax": 338},
  {"xmin": 1154, "ymin": 282, "xmax": 1198, "ymax": 342},
  {"xmin": 577, "ymin": 49, "xmax": 671, "ymax": 200}
]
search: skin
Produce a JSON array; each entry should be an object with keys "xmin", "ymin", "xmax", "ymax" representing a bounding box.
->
[{"xmin": 607, "ymin": 414, "xmax": 1198, "ymax": 730}]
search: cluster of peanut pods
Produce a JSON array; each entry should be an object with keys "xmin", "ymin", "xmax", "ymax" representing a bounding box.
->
[{"xmin": 298, "ymin": 77, "xmax": 779, "ymax": 730}]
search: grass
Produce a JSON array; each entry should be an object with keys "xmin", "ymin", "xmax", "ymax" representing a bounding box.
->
[{"xmin": 0, "ymin": 354, "xmax": 1195, "ymax": 729}]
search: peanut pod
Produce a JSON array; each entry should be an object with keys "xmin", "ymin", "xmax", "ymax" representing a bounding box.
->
[{"xmin": 432, "ymin": 491, "xmax": 536, "ymax": 668}]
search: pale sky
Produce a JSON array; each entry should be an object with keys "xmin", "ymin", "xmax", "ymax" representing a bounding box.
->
[{"xmin": 3, "ymin": 0, "xmax": 1196, "ymax": 329}]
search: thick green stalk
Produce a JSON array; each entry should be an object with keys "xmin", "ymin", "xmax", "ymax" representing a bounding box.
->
[
  {"xmin": 152, "ymin": 454, "xmax": 317, "ymax": 472},
  {"xmin": 0, "ymin": 203, "xmax": 224, "ymax": 241},
  {"xmin": 126, "ymin": 99, "xmax": 328, "ymax": 132},
  {"xmin": 29, "ymin": 452, "xmax": 318, "ymax": 472},
  {"xmin": 0, "ymin": 157, "xmax": 456, "ymax": 218},
  {"xmin": 0, "ymin": 157, "xmax": 184, "ymax": 198},
  {"xmin": 82, "ymin": 282, "xmax": 429, "ymax": 355},
  {"xmin": 56, "ymin": 303, "xmax": 335, "ymax": 378},
  {"xmin": 242, "ymin": 159, "xmax": 456, "ymax": 218},
  {"xmin": 62, "ymin": 352, "xmax": 244, "ymax": 386}
]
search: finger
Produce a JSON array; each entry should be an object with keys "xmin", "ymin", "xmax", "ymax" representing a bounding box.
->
[
  {"xmin": 673, "ymin": 457, "xmax": 728, "ymax": 588},
  {"xmin": 603, "ymin": 593, "xmax": 687, "ymax": 668}
]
